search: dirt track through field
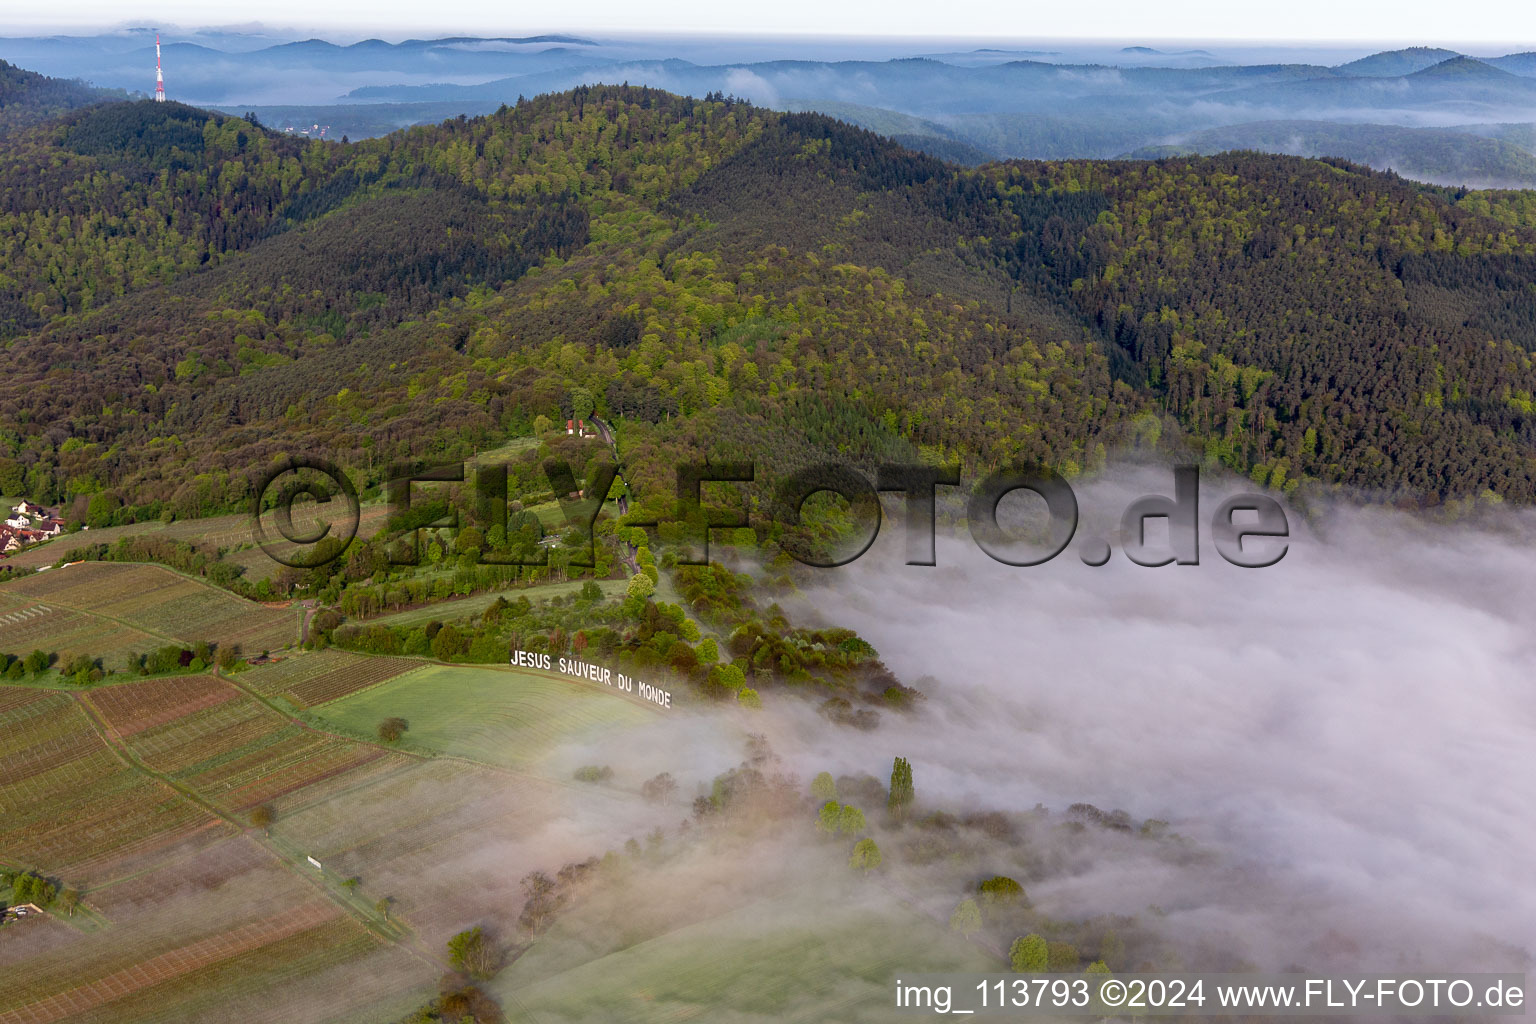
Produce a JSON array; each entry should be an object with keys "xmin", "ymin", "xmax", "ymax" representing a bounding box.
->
[{"xmin": 0, "ymin": 902, "xmax": 337, "ymax": 1024}]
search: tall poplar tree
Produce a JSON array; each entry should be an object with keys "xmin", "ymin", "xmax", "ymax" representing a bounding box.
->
[{"xmin": 888, "ymin": 756, "xmax": 914, "ymax": 818}]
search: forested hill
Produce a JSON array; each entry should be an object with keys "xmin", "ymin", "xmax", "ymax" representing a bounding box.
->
[
  {"xmin": 0, "ymin": 59, "xmax": 112, "ymax": 134},
  {"xmin": 3, "ymin": 83, "xmax": 1536, "ymax": 524}
]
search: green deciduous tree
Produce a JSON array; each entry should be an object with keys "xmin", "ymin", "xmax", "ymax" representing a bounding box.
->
[
  {"xmin": 446, "ymin": 926, "xmax": 499, "ymax": 980},
  {"xmin": 818, "ymin": 800, "xmax": 842, "ymax": 834},
  {"xmin": 950, "ymin": 898, "xmax": 982, "ymax": 937},
  {"xmin": 1010, "ymin": 934, "xmax": 1049, "ymax": 972},
  {"xmin": 11, "ymin": 871, "xmax": 57, "ymax": 907},
  {"xmin": 1047, "ymin": 941, "xmax": 1081, "ymax": 972},
  {"xmin": 849, "ymin": 837, "xmax": 882, "ymax": 872},
  {"xmin": 978, "ymin": 875, "xmax": 1027, "ymax": 910}
]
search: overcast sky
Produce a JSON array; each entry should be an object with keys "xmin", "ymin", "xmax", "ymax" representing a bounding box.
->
[{"xmin": 4, "ymin": 1, "xmax": 1534, "ymax": 44}]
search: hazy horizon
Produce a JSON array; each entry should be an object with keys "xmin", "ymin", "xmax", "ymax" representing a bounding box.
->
[
  {"xmin": 2, "ymin": 10, "xmax": 1534, "ymax": 49},
  {"xmin": 5, "ymin": 30, "xmax": 1536, "ymax": 54}
]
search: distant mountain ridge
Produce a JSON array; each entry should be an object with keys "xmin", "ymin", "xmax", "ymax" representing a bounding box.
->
[
  {"xmin": 1119, "ymin": 119, "xmax": 1536, "ymax": 188},
  {"xmin": 0, "ymin": 58, "xmax": 113, "ymax": 133},
  {"xmin": 6, "ymin": 35, "xmax": 1536, "ymax": 189},
  {"xmin": 1337, "ymin": 46, "xmax": 1463, "ymax": 76}
]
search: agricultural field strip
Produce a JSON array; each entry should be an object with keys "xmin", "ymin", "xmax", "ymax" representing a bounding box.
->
[
  {"xmin": 0, "ymin": 692, "xmax": 228, "ymax": 879},
  {"xmin": 0, "ymin": 682, "xmax": 446, "ymax": 998},
  {"xmin": 60, "ymin": 689, "xmax": 428, "ymax": 952},
  {"xmin": 114, "ymin": 696, "xmax": 286, "ymax": 769},
  {"xmin": 66, "ymin": 693, "xmax": 377, "ymax": 908},
  {"xmin": 294, "ymin": 764, "xmax": 589, "ymax": 868},
  {"xmin": 284, "ymin": 656, "xmax": 421, "ymax": 708},
  {"xmin": 84, "ymin": 677, "xmax": 240, "ymax": 738},
  {"xmin": 0, "ymin": 902, "xmax": 340, "ymax": 1024},
  {"xmin": 7, "ymin": 669, "xmax": 587, "ymax": 972},
  {"xmin": 0, "ymin": 693, "xmax": 112, "ymax": 791},
  {"xmin": 1, "ymin": 504, "xmax": 394, "ymax": 570},
  {"xmin": 0, "ymin": 563, "xmax": 296, "ymax": 652},
  {"xmin": 85, "ymin": 678, "xmax": 389, "ymax": 817},
  {"xmin": 0, "ymin": 601, "xmax": 52, "ymax": 621},
  {"xmin": 87, "ymin": 920, "xmax": 401, "ymax": 1024},
  {"xmin": 212, "ymin": 742, "xmax": 388, "ymax": 813},
  {"xmin": 255, "ymin": 753, "xmax": 418, "ymax": 820},
  {"xmin": 32, "ymin": 913, "xmax": 375, "ymax": 1002},
  {"xmin": 0, "ymin": 574, "xmax": 182, "ymax": 644},
  {"xmin": 0, "ymin": 685, "xmax": 47, "ymax": 715},
  {"xmin": 308, "ymin": 663, "xmax": 662, "ymax": 793},
  {"xmin": 0, "ymin": 594, "xmax": 163, "ymax": 663},
  {"xmin": 237, "ymin": 650, "xmax": 355, "ymax": 695}
]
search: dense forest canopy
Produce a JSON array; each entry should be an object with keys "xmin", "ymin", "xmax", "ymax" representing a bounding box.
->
[{"xmin": 2, "ymin": 78, "xmax": 1536, "ymax": 525}]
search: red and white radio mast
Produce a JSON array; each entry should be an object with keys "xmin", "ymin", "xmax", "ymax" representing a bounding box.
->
[{"xmin": 154, "ymin": 33, "xmax": 166, "ymax": 102}]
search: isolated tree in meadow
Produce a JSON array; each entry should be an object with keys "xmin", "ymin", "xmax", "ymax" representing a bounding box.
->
[
  {"xmin": 57, "ymin": 888, "xmax": 80, "ymax": 917},
  {"xmin": 950, "ymin": 898, "xmax": 982, "ymax": 937},
  {"xmin": 1011, "ymin": 934, "xmax": 1049, "ymax": 972},
  {"xmin": 377, "ymin": 717, "xmax": 408, "ymax": 743},
  {"xmin": 888, "ymin": 756, "xmax": 914, "ymax": 819},
  {"xmin": 810, "ymin": 771, "xmax": 837, "ymax": 802},
  {"xmin": 838, "ymin": 804, "xmax": 867, "ymax": 836},
  {"xmin": 250, "ymin": 804, "xmax": 275, "ymax": 836},
  {"xmin": 375, "ymin": 896, "xmax": 393, "ymax": 922},
  {"xmin": 849, "ymin": 838, "xmax": 882, "ymax": 872}
]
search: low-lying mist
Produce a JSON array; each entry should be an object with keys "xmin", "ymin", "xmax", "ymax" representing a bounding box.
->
[
  {"xmin": 536, "ymin": 465, "xmax": 1532, "ymax": 984},
  {"xmin": 775, "ymin": 465, "xmax": 1535, "ymax": 970}
]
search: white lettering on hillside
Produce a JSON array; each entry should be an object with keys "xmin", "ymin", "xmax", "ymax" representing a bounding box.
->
[{"xmin": 510, "ymin": 650, "xmax": 672, "ymax": 709}]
